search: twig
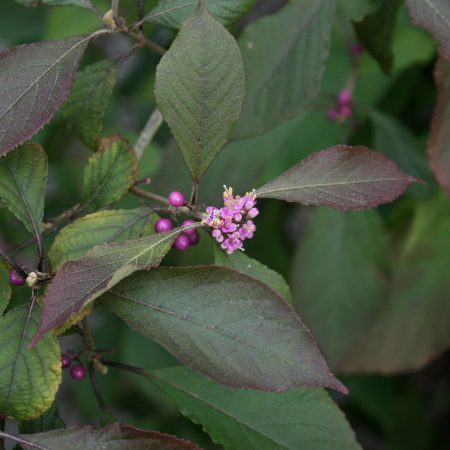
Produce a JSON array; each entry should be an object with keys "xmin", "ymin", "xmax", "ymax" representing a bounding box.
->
[
  {"xmin": 127, "ymin": 30, "xmax": 167, "ymax": 56},
  {"xmin": 102, "ymin": 359, "xmax": 151, "ymax": 378},
  {"xmin": 134, "ymin": 108, "xmax": 163, "ymax": 160},
  {"xmin": 131, "ymin": 186, "xmax": 170, "ymax": 205},
  {"xmin": 190, "ymin": 182, "xmax": 199, "ymax": 205},
  {"xmin": 0, "ymin": 247, "xmax": 28, "ymax": 279},
  {"xmin": 0, "ymin": 431, "xmax": 49, "ymax": 450},
  {"xmin": 137, "ymin": 0, "xmax": 145, "ymax": 32},
  {"xmin": 111, "ymin": 0, "xmax": 120, "ymax": 21}
]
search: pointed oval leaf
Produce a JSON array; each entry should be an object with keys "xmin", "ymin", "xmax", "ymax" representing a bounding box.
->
[
  {"xmin": 49, "ymin": 208, "xmax": 157, "ymax": 271},
  {"xmin": 19, "ymin": 423, "xmax": 201, "ymax": 450},
  {"xmin": 406, "ymin": 0, "xmax": 450, "ymax": 60},
  {"xmin": 0, "ymin": 303, "xmax": 61, "ymax": 420},
  {"xmin": 214, "ymin": 247, "xmax": 292, "ymax": 303},
  {"xmin": 0, "ymin": 261, "xmax": 12, "ymax": 315},
  {"xmin": 83, "ymin": 136, "xmax": 138, "ymax": 209},
  {"xmin": 353, "ymin": 0, "xmax": 402, "ymax": 74},
  {"xmin": 429, "ymin": 57, "xmax": 450, "ymax": 197},
  {"xmin": 342, "ymin": 193, "xmax": 450, "ymax": 373},
  {"xmin": 149, "ymin": 367, "xmax": 361, "ymax": 450},
  {"xmin": 64, "ymin": 60, "xmax": 118, "ymax": 150},
  {"xmin": 100, "ymin": 266, "xmax": 347, "ymax": 393},
  {"xmin": 233, "ymin": 0, "xmax": 335, "ymax": 139},
  {"xmin": 144, "ymin": 0, "xmax": 257, "ymax": 28},
  {"xmin": 0, "ymin": 143, "xmax": 47, "ymax": 235},
  {"xmin": 154, "ymin": 3, "xmax": 245, "ymax": 182},
  {"xmin": 291, "ymin": 208, "xmax": 388, "ymax": 370},
  {"xmin": 0, "ymin": 36, "xmax": 89, "ymax": 156},
  {"xmin": 32, "ymin": 225, "xmax": 200, "ymax": 346},
  {"xmin": 256, "ymin": 145, "xmax": 417, "ymax": 210}
]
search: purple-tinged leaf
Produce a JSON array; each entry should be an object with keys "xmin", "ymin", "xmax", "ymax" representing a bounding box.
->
[
  {"xmin": 0, "ymin": 36, "xmax": 89, "ymax": 156},
  {"xmin": 429, "ymin": 56, "xmax": 450, "ymax": 197},
  {"xmin": 31, "ymin": 225, "xmax": 201, "ymax": 347},
  {"xmin": 100, "ymin": 266, "xmax": 347, "ymax": 393},
  {"xmin": 18, "ymin": 423, "xmax": 202, "ymax": 450},
  {"xmin": 256, "ymin": 145, "xmax": 417, "ymax": 210},
  {"xmin": 406, "ymin": 0, "xmax": 450, "ymax": 60}
]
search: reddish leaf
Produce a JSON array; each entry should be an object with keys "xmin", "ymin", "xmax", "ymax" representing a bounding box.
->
[
  {"xmin": 429, "ymin": 56, "xmax": 450, "ymax": 197},
  {"xmin": 100, "ymin": 266, "xmax": 347, "ymax": 393},
  {"xmin": 19, "ymin": 423, "xmax": 202, "ymax": 450},
  {"xmin": 256, "ymin": 145, "xmax": 416, "ymax": 210},
  {"xmin": 31, "ymin": 226, "xmax": 200, "ymax": 347},
  {"xmin": 406, "ymin": 0, "xmax": 450, "ymax": 60},
  {"xmin": 0, "ymin": 36, "xmax": 89, "ymax": 156}
]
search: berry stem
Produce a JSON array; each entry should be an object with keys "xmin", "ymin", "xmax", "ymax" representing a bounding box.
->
[
  {"xmin": 131, "ymin": 186, "xmax": 170, "ymax": 206},
  {"xmin": 0, "ymin": 247, "xmax": 27, "ymax": 280}
]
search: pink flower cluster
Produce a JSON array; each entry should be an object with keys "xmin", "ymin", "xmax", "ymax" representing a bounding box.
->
[
  {"xmin": 203, "ymin": 186, "xmax": 259, "ymax": 254},
  {"xmin": 327, "ymin": 88, "xmax": 353, "ymax": 122}
]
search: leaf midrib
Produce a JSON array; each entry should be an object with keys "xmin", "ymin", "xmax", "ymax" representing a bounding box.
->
[{"xmin": 258, "ymin": 177, "xmax": 409, "ymax": 196}]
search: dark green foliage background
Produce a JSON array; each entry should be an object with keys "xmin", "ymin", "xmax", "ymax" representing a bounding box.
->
[{"xmin": 0, "ymin": 0, "xmax": 448, "ymax": 449}]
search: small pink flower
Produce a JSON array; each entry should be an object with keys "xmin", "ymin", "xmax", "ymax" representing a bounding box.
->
[{"xmin": 203, "ymin": 186, "xmax": 259, "ymax": 254}]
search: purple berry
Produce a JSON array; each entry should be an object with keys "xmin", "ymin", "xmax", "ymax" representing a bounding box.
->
[
  {"xmin": 61, "ymin": 354, "xmax": 71, "ymax": 369},
  {"xmin": 155, "ymin": 218, "xmax": 173, "ymax": 233},
  {"xmin": 70, "ymin": 364, "xmax": 87, "ymax": 381},
  {"xmin": 9, "ymin": 270, "xmax": 25, "ymax": 286},
  {"xmin": 173, "ymin": 234, "xmax": 190, "ymax": 251},
  {"xmin": 339, "ymin": 104, "xmax": 353, "ymax": 118},
  {"xmin": 327, "ymin": 108, "xmax": 339, "ymax": 122},
  {"xmin": 168, "ymin": 191, "xmax": 185, "ymax": 207},
  {"xmin": 188, "ymin": 230, "xmax": 200, "ymax": 246},
  {"xmin": 338, "ymin": 89, "xmax": 352, "ymax": 105},
  {"xmin": 181, "ymin": 219, "xmax": 196, "ymax": 235}
]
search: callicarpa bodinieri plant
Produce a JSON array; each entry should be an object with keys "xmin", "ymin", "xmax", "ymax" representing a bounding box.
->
[{"xmin": 0, "ymin": 0, "xmax": 449, "ymax": 449}]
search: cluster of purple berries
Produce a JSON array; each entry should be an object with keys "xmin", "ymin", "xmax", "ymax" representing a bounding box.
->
[
  {"xmin": 154, "ymin": 191, "xmax": 200, "ymax": 252},
  {"xmin": 327, "ymin": 88, "xmax": 353, "ymax": 122},
  {"xmin": 61, "ymin": 353, "xmax": 86, "ymax": 381},
  {"xmin": 203, "ymin": 186, "xmax": 259, "ymax": 255}
]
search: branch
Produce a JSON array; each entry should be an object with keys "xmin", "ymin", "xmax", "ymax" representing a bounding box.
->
[
  {"xmin": 0, "ymin": 432, "xmax": 49, "ymax": 450},
  {"xmin": 0, "ymin": 246, "xmax": 28, "ymax": 279},
  {"xmin": 127, "ymin": 31, "xmax": 167, "ymax": 56},
  {"xmin": 134, "ymin": 108, "xmax": 163, "ymax": 160},
  {"xmin": 130, "ymin": 186, "xmax": 170, "ymax": 205},
  {"xmin": 111, "ymin": 0, "xmax": 120, "ymax": 21}
]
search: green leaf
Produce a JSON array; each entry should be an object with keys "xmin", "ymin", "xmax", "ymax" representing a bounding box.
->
[
  {"xmin": 83, "ymin": 136, "xmax": 138, "ymax": 209},
  {"xmin": 154, "ymin": 3, "xmax": 245, "ymax": 182},
  {"xmin": 353, "ymin": 0, "xmax": 402, "ymax": 74},
  {"xmin": 19, "ymin": 401, "xmax": 65, "ymax": 434},
  {"xmin": 291, "ymin": 208, "xmax": 388, "ymax": 369},
  {"xmin": 0, "ymin": 143, "xmax": 47, "ymax": 236},
  {"xmin": 0, "ymin": 261, "xmax": 12, "ymax": 315},
  {"xmin": 18, "ymin": 423, "xmax": 202, "ymax": 450},
  {"xmin": 32, "ymin": 225, "xmax": 201, "ymax": 346},
  {"xmin": 342, "ymin": 193, "xmax": 450, "ymax": 373},
  {"xmin": 15, "ymin": 0, "xmax": 97, "ymax": 9},
  {"xmin": 0, "ymin": 302, "xmax": 61, "ymax": 420},
  {"xmin": 100, "ymin": 266, "xmax": 347, "ymax": 393},
  {"xmin": 370, "ymin": 110, "xmax": 432, "ymax": 184},
  {"xmin": 406, "ymin": 0, "xmax": 450, "ymax": 60},
  {"xmin": 233, "ymin": 0, "xmax": 335, "ymax": 139},
  {"xmin": 214, "ymin": 247, "xmax": 292, "ymax": 303},
  {"xmin": 64, "ymin": 60, "xmax": 117, "ymax": 150},
  {"xmin": 149, "ymin": 366, "xmax": 361, "ymax": 450},
  {"xmin": 144, "ymin": 0, "xmax": 257, "ymax": 28},
  {"xmin": 0, "ymin": 36, "xmax": 89, "ymax": 156},
  {"xmin": 255, "ymin": 145, "xmax": 416, "ymax": 210},
  {"xmin": 49, "ymin": 208, "xmax": 157, "ymax": 271}
]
